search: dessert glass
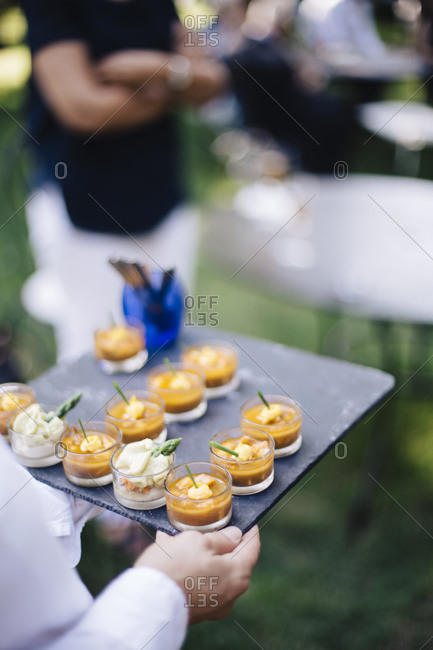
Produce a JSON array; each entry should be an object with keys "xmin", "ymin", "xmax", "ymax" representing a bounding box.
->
[
  {"xmin": 181, "ymin": 341, "xmax": 240, "ymax": 399},
  {"xmin": 94, "ymin": 324, "xmax": 148, "ymax": 374},
  {"xmin": 0, "ymin": 383, "xmax": 36, "ymax": 438},
  {"xmin": 210, "ymin": 427, "xmax": 274, "ymax": 494},
  {"xmin": 164, "ymin": 461, "xmax": 232, "ymax": 532},
  {"xmin": 240, "ymin": 394, "xmax": 302, "ymax": 458},
  {"xmin": 111, "ymin": 445, "xmax": 176, "ymax": 510},
  {"xmin": 59, "ymin": 421, "xmax": 122, "ymax": 486},
  {"xmin": 147, "ymin": 362, "xmax": 207, "ymax": 423},
  {"xmin": 105, "ymin": 390, "xmax": 166, "ymax": 444},
  {"xmin": 9, "ymin": 403, "xmax": 67, "ymax": 468}
]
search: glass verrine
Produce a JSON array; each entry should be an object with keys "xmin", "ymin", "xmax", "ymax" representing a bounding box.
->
[
  {"xmin": 164, "ymin": 461, "xmax": 232, "ymax": 532},
  {"xmin": 210, "ymin": 427, "xmax": 274, "ymax": 494},
  {"xmin": 111, "ymin": 445, "xmax": 176, "ymax": 510},
  {"xmin": 147, "ymin": 362, "xmax": 207, "ymax": 423},
  {"xmin": 94, "ymin": 323, "xmax": 148, "ymax": 374},
  {"xmin": 105, "ymin": 390, "xmax": 166, "ymax": 444},
  {"xmin": 181, "ymin": 341, "xmax": 240, "ymax": 399},
  {"xmin": 60, "ymin": 420, "xmax": 122, "ymax": 486},
  {"xmin": 240, "ymin": 394, "xmax": 302, "ymax": 458},
  {"xmin": 9, "ymin": 403, "xmax": 67, "ymax": 468},
  {"xmin": 0, "ymin": 383, "xmax": 36, "ymax": 438}
]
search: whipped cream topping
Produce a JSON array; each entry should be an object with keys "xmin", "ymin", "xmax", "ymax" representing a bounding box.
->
[
  {"xmin": 114, "ymin": 439, "xmax": 173, "ymax": 488},
  {"xmin": 13, "ymin": 404, "xmax": 64, "ymax": 441}
]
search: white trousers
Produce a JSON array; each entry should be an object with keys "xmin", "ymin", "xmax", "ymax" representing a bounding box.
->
[{"xmin": 22, "ymin": 184, "xmax": 199, "ymax": 361}]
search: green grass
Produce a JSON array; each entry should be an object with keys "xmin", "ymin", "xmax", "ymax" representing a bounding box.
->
[{"xmin": 4, "ymin": 9, "xmax": 433, "ymax": 649}]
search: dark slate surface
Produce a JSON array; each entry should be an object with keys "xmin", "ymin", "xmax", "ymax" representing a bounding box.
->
[{"xmin": 28, "ymin": 330, "xmax": 394, "ymax": 534}]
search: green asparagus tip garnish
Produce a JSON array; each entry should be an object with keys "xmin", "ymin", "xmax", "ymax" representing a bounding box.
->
[
  {"xmin": 113, "ymin": 381, "xmax": 129, "ymax": 405},
  {"xmin": 258, "ymin": 391, "xmax": 270, "ymax": 409},
  {"xmin": 210, "ymin": 440, "xmax": 239, "ymax": 457},
  {"xmin": 46, "ymin": 392, "xmax": 82, "ymax": 422},
  {"xmin": 185, "ymin": 463, "xmax": 198, "ymax": 489},
  {"xmin": 164, "ymin": 357, "xmax": 177, "ymax": 375},
  {"xmin": 78, "ymin": 417, "xmax": 89, "ymax": 443},
  {"xmin": 151, "ymin": 437, "xmax": 182, "ymax": 458}
]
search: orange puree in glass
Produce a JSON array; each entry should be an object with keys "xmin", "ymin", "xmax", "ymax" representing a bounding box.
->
[
  {"xmin": 211, "ymin": 435, "xmax": 273, "ymax": 487},
  {"xmin": 242, "ymin": 402, "xmax": 301, "ymax": 449},
  {"xmin": 106, "ymin": 397, "xmax": 164, "ymax": 443},
  {"xmin": 182, "ymin": 344, "xmax": 238, "ymax": 387},
  {"xmin": 166, "ymin": 473, "xmax": 231, "ymax": 527},
  {"xmin": 95, "ymin": 326, "xmax": 143, "ymax": 362},
  {"xmin": 148, "ymin": 368, "xmax": 204, "ymax": 414}
]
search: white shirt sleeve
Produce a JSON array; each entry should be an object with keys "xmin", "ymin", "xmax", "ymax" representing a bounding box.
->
[
  {"xmin": 0, "ymin": 438, "xmax": 188, "ymax": 650},
  {"xmin": 48, "ymin": 568, "xmax": 188, "ymax": 650}
]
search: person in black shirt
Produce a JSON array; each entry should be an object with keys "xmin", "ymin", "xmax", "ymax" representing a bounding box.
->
[
  {"xmin": 22, "ymin": 0, "xmax": 227, "ymax": 233},
  {"xmin": 21, "ymin": 0, "xmax": 228, "ymax": 359}
]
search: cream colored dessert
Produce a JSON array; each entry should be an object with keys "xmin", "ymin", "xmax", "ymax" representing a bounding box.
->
[
  {"xmin": 13, "ymin": 404, "xmax": 63, "ymax": 437},
  {"xmin": 9, "ymin": 403, "xmax": 66, "ymax": 463},
  {"xmin": 114, "ymin": 439, "xmax": 174, "ymax": 491},
  {"xmin": 111, "ymin": 438, "xmax": 178, "ymax": 509}
]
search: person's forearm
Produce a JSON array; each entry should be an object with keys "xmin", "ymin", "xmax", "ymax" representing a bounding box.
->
[
  {"xmin": 96, "ymin": 49, "xmax": 229, "ymax": 108},
  {"xmin": 64, "ymin": 84, "xmax": 172, "ymax": 134},
  {"xmin": 33, "ymin": 42, "xmax": 172, "ymax": 135},
  {"xmin": 176, "ymin": 59, "xmax": 229, "ymax": 106}
]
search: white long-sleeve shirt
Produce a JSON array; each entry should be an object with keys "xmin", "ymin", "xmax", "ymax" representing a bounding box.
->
[{"xmin": 0, "ymin": 438, "xmax": 188, "ymax": 650}]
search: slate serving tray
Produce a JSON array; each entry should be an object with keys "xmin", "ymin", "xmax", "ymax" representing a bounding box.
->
[{"xmin": 28, "ymin": 330, "xmax": 394, "ymax": 534}]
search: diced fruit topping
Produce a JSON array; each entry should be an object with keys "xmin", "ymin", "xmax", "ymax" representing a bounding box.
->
[
  {"xmin": 0, "ymin": 393, "xmax": 19, "ymax": 411},
  {"xmin": 236, "ymin": 443, "xmax": 254, "ymax": 461},
  {"xmin": 188, "ymin": 483, "xmax": 213, "ymax": 499},
  {"xmin": 190, "ymin": 346, "xmax": 220, "ymax": 366},
  {"xmin": 194, "ymin": 473, "xmax": 216, "ymax": 486},
  {"xmin": 257, "ymin": 403, "xmax": 282, "ymax": 424},
  {"xmin": 107, "ymin": 326, "xmax": 129, "ymax": 342},
  {"xmin": 167, "ymin": 373, "xmax": 192, "ymax": 390},
  {"xmin": 176, "ymin": 476, "xmax": 195, "ymax": 491},
  {"xmin": 80, "ymin": 434, "xmax": 110, "ymax": 453},
  {"xmin": 123, "ymin": 395, "xmax": 146, "ymax": 420}
]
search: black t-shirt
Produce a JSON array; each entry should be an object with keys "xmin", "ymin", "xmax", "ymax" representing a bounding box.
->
[{"xmin": 22, "ymin": 0, "xmax": 184, "ymax": 234}]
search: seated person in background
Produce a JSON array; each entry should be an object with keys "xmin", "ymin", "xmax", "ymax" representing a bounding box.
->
[
  {"xmin": 222, "ymin": 0, "xmax": 354, "ymax": 173},
  {"xmin": 0, "ymin": 437, "xmax": 261, "ymax": 649}
]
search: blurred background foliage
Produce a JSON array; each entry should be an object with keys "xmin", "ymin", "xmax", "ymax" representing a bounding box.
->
[{"xmin": 2, "ymin": 4, "xmax": 433, "ymax": 649}]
